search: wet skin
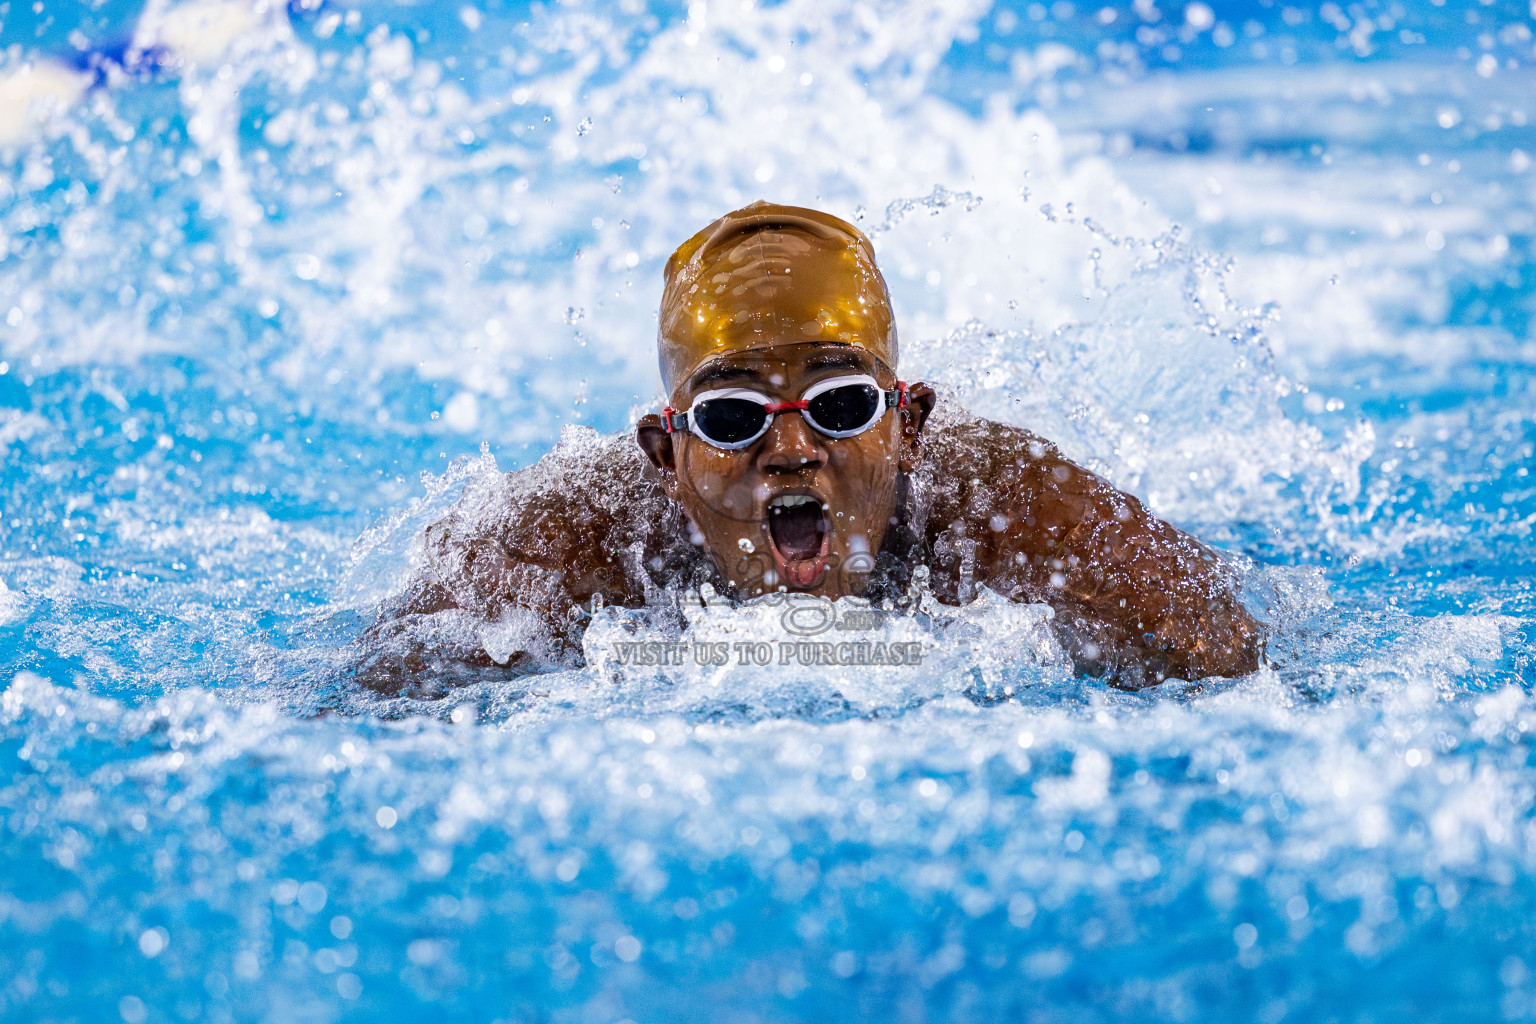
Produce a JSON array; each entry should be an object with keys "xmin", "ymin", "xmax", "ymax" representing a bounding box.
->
[
  {"xmin": 633, "ymin": 344, "xmax": 934, "ymax": 600},
  {"xmin": 364, "ymin": 349, "xmax": 1264, "ymax": 690}
]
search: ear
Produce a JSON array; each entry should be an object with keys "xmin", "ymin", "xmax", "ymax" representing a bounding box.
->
[
  {"xmin": 897, "ymin": 382, "xmax": 936, "ymax": 474},
  {"xmin": 636, "ymin": 413, "xmax": 681, "ymax": 498}
]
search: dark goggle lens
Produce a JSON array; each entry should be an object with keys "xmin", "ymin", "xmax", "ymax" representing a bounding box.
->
[
  {"xmin": 692, "ymin": 398, "xmax": 768, "ymax": 444},
  {"xmin": 807, "ymin": 383, "xmax": 880, "ymax": 433}
]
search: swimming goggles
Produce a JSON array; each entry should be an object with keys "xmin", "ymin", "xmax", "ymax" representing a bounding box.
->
[{"xmin": 662, "ymin": 374, "xmax": 910, "ymax": 450}]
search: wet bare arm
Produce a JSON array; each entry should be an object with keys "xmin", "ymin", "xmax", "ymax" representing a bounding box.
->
[{"xmin": 924, "ymin": 419, "xmax": 1263, "ymax": 686}]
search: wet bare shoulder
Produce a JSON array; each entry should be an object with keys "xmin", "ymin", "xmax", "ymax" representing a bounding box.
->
[
  {"xmin": 418, "ymin": 427, "xmax": 670, "ymax": 619},
  {"xmin": 919, "ymin": 416, "xmax": 1263, "ymax": 685},
  {"xmin": 355, "ymin": 428, "xmax": 677, "ymax": 690},
  {"xmin": 353, "ymin": 426, "xmax": 691, "ymax": 696}
]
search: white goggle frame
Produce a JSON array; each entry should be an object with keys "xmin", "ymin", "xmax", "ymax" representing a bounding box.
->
[{"xmin": 662, "ymin": 374, "xmax": 909, "ymax": 450}]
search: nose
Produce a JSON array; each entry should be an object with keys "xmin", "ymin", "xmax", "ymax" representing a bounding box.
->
[{"xmin": 757, "ymin": 408, "xmax": 828, "ymax": 474}]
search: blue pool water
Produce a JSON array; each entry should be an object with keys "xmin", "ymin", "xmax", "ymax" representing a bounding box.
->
[{"xmin": 3, "ymin": 0, "xmax": 1535, "ymax": 1020}]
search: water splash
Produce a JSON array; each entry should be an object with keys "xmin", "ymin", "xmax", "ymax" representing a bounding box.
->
[{"xmin": 2, "ymin": 0, "xmax": 1534, "ymax": 1021}]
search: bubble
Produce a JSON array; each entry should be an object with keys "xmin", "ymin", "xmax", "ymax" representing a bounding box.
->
[
  {"xmin": 297, "ymin": 881, "xmax": 328, "ymax": 914},
  {"xmin": 137, "ymin": 928, "xmax": 168, "ymax": 958},
  {"xmin": 292, "ymin": 254, "xmax": 321, "ymax": 280}
]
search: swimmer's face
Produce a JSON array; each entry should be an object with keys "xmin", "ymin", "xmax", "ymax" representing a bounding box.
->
[{"xmin": 638, "ymin": 343, "xmax": 934, "ymax": 599}]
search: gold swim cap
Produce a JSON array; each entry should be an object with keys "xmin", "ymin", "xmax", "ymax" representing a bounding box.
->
[{"xmin": 658, "ymin": 201, "xmax": 897, "ymax": 399}]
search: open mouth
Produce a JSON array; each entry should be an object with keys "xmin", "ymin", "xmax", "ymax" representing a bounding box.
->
[{"xmin": 766, "ymin": 493, "xmax": 830, "ymax": 589}]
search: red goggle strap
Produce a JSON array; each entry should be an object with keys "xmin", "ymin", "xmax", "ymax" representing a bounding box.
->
[
  {"xmin": 662, "ymin": 407, "xmax": 687, "ymax": 433},
  {"xmin": 762, "ymin": 399, "xmax": 809, "ymax": 414}
]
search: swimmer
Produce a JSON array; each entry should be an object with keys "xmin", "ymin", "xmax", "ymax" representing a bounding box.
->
[{"xmin": 358, "ymin": 202, "xmax": 1262, "ymax": 691}]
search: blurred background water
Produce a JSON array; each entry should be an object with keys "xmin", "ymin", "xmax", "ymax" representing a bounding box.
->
[{"xmin": 1, "ymin": 0, "xmax": 1534, "ymax": 1021}]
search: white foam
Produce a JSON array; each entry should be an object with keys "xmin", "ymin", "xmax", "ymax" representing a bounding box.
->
[
  {"xmin": 0, "ymin": 60, "xmax": 87, "ymax": 149},
  {"xmin": 0, "ymin": 578, "xmax": 24, "ymax": 626}
]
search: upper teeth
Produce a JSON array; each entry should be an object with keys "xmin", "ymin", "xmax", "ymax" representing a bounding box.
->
[{"xmin": 770, "ymin": 495, "xmax": 820, "ymax": 509}]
